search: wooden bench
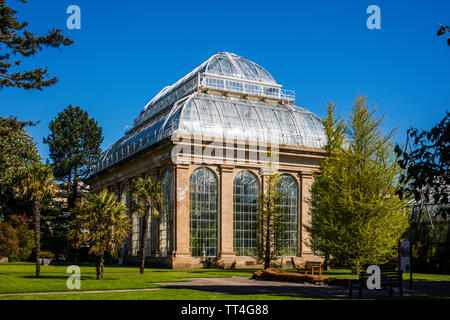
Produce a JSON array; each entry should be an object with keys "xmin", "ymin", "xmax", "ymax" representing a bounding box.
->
[
  {"xmin": 348, "ymin": 270, "xmax": 403, "ymax": 298},
  {"xmin": 296, "ymin": 261, "xmax": 322, "ymax": 276}
]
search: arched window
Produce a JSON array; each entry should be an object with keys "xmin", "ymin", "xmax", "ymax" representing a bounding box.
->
[
  {"xmin": 190, "ymin": 167, "xmax": 218, "ymax": 257},
  {"xmin": 233, "ymin": 171, "xmax": 259, "ymax": 256},
  {"xmin": 160, "ymin": 170, "xmax": 173, "ymax": 257},
  {"xmin": 277, "ymin": 174, "xmax": 298, "ymax": 256}
]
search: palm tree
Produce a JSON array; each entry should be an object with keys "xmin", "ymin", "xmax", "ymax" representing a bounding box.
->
[
  {"xmin": 132, "ymin": 176, "xmax": 164, "ymax": 274},
  {"xmin": 14, "ymin": 162, "xmax": 57, "ymax": 277},
  {"xmin": 69, "ymin": 189, "xmax": 130, "ymax": 280}
]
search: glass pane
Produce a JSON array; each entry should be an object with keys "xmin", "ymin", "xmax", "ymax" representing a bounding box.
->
[
  {"xmin": 276, "ymin": 175, "xmax": 298, "ymax": 256},
  {"xmin": 160, "ymin": 170, "xmax": 173, "ymax": 257},
  {"xmin": 233, "ymin": 171, "xmax": 259, "ymax": 256},
  {"xmin": 190, "ymin": 167, "xmax": 218, "ymax": 257}
]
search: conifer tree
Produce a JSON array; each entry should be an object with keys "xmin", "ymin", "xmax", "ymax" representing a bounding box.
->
[
  {"xmin": 0, "ymin": 0, "xmax": 73, "ymax": 90},
  {"xmin": 44, "ymin": 105, "xmax": 103, "ymax": 209},
  {"xmin": 307, "ymin": 97, "xmax": 410, "ymax": 274}
]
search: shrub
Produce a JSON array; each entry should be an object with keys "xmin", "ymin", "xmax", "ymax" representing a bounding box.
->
[
  {"xmin": 9, "ymin": 215, "xmax": 34, "ymax": 261},
  {"xmin": 0, "ymin": 214, "xmax": 34, "ymax": 261},
  {"xmin": 0, "ymin": 222, "xmax": 19, "ymax": 259},
  {"xmin": 40, "ymin": 250, "xmax": 54, "ymax": 259}
]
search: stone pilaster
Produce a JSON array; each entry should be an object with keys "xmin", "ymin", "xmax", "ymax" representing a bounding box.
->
[
  {"xmin": 219, "ymin": 165, "xmax": 235, "ymax": 261},
  {"xmin": 300, "ymin": 171, "xmax": 314, "ymax": 256},
  {"xmin": 172, "ymin": 164, "xmax": 191, "ymax": 267}
]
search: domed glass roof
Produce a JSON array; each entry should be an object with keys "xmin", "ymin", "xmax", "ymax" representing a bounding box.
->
[
  {"xmin": 91, "ymin": 53, "xmax": 326, "ymax": 175},
  {"xmin": 203, "ymin": 52, "xmax": 276, "ymax": 84},
  {"xmin": 134, "ymin": 52, "xmax": 281, "ymax": 128}
]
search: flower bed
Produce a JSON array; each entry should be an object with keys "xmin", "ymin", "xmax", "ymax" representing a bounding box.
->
[{"xmin": 251, "ymin": 269, "xmax": 348, "ymax": 287}]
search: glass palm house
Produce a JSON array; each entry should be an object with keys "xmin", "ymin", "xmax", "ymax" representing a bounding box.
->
[{"xmin": 88, "ymin": 52, "xmax": 327, "ymax": 268}]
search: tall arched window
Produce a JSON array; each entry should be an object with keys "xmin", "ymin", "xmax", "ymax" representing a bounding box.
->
[
  {"xmin": 190, "ymin": 167, "xmax": 218, "ymax": 257},
  {"xmin": 160, "ymin": 169, "xmax": 173, "ymax": 257},
  {"xmin": 233, "ymin": 171, "xmax": 259, "ymax": 256},
  {"xmin": 277, "ymin": 174, "xmax": 298, "ymax": 256}
]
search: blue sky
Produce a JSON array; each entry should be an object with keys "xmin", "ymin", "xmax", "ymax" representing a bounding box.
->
[{"xmin": 1, "ymin": 0, "xmax": 449, "ymax": 160}]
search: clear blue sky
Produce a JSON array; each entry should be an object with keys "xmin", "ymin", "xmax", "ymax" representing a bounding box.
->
[{"xmin": 1, "ymin": 0, "xmax": 449, "ymax": 160}]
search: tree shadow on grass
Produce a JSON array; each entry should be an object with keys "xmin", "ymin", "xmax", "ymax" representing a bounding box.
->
[
  {"xmin": 156, "ymin": 283, "xmax": 349, "ymax": 298},
  {"xmin": 21, "ymin": 275, "xmax": 119, "ymax": 280}
]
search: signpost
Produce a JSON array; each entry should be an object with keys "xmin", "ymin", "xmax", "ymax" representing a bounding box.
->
[{"xmin": 399, "ymin": 240, "xmax": 413, "ymax": 291}]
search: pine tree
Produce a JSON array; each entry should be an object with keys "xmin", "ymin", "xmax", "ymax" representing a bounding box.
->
[
  {"xmin": 44, "ymin": 105, "xmax": 103, "ymax": 209},
  {"xmin": 307, "ymin": 97, "xmax": 410, "ymax": 274},
  {"xmin": 0, "ymin": 0, "xmax": 73, "ymax": 90}
]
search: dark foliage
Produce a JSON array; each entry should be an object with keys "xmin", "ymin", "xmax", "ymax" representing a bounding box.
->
[
  {"xmin": 0, "ymin": 0, "xmax": 73, "ymax": 90},
  {"xmin": 395, "ymin": 112, "xmax": 450, "ymax": 219},
  {"xmin": 436, "ymin": 23, "xmax": 450, "ymax": 46},
  {"xmin": 43, "ymin": 105, "xmax": 103, "ymax": 209}
]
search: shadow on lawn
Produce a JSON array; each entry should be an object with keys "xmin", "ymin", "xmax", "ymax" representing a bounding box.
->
[
  {"xmin": 157, "ymin": 283, "xmax": 349, "ymax": 298},
  {"xmin": 21, "ymin": 275, "xmax": 119, "ymax": 280}
]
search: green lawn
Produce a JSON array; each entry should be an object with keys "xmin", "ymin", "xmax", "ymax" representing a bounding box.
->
[
  {"xmin": 0, "ymin": 263, "xmax": 254, "ymax": 294},
  {"xmin": 0, "ymin": 263, "xmax": 449, "ymax": 300},
  {"xmin": 0, "ymin": 289, "xmax": 327, "ymax": 300}
]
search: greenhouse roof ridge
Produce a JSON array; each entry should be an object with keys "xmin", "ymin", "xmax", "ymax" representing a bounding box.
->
[{"xmin": 129, "ymin": 52, "xmax": 288, "ymax": 132}]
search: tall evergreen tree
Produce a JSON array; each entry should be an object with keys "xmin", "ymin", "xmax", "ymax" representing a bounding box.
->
[
  {"xmin": 307, "ymin": 97, "xmax": 410, "ymax": 274},
  {"xmin": 44, "ymin": 105, "xmax": 103, "ymax": 209},
  {"xmin": 0, "ymin": 0, "xmax": 73, "ymax": 90},
  {"xmin": 313, "ymin": 102, "xmax": 346, "ymax": 269}
]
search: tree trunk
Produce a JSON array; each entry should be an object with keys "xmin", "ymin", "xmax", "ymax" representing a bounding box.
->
[
  {"xmin": 139, "ymin": 209, "xmax": 150, "ymax": 274},
  {"xmin": 324, "ymin": 252, "xmax": 330, "ymax": 271},
  {"xmin": 33, "ymin": 198, "xmax": 41, "ymax": 278},
  {"xmin": 96, "ymin": 253, "xmax": 104, "ymax": 280},
  {"xmin": 73, "ymin": 169, "xmax": 79, "ymax": 208},
  {"xmin": 67, "ymin": 168, "xmax": 75, "ymax": 210},
  {"xmin": 264, "ymin": 211, "xmax": 271, "ymax": 270}
]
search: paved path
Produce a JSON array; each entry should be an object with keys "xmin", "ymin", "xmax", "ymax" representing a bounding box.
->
[{"xmin": 409, "ymin": 280, "xmax": 450, "ymax": 297}]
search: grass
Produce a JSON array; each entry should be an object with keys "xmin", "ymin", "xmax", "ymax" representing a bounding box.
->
[
  {"xmin": 0, "ymin": 263, "xmax": 449, "ymax": 300},
  {"xmin": 0, "ymin": 289, "xmax": 328, "ymax": 300},
  {"xmin": 0, "ymin": 262, "xmax": 254, "ymax": 294}
]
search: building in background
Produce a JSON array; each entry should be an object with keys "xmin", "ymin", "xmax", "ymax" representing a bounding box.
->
[{"xmin": 87, "ymin": 52, "xmax": 327, "ymax": 268}]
